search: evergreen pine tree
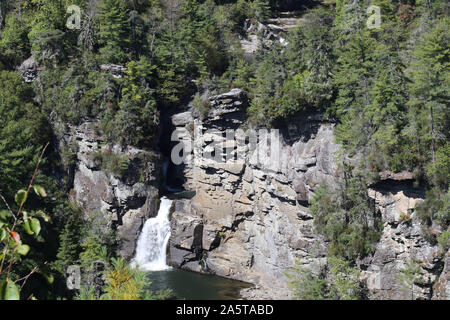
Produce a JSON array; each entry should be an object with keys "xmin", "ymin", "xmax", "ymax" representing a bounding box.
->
[{"xmin": 98, "ymin": 0, "xmax": 131, "ymax": 63}]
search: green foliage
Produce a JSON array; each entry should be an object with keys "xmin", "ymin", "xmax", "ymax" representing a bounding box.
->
[
  {"xmin": 247, "ymin": 44, "xmax": 287, "ymax": 125},
  {"xmin": 222, "ymin": 58, "xmax": 254, "ymax": 91},
  {"xmin": 93, "ymin": 149, "xmax": 130, "ymax": 178},
  {"xmin": 247, "ymin": 7, "xmax": 335, "ymax": 124},
  {"xmin": 113, "ymin": 57, "xmax": 159, "ymax": 147},
  {"xmin": 415, "ymin": 187, "xmax": 450, "ymax": 231},
  {"xmin": 397, "ymin": 258, "xmax": 424, "ymax": 300},
  {"xmin": 311, "ymin": 168, "xmax": 380, "ymax": 262},
  {"xmin": 405, "ymin": 17, "xmax": 450, "ymax": 177},
  {"xmin": 54, "ymin": 204, "xmax": 84, "ymax": 273},
  {"xmin": 0, "ymin": 146, "xmax": 52, "ymax": 300},
  {"xmin": 426, "ymin": 143, "xmax": 450, "ymax": 191},
  {"xmin": 1, "ymin": 0, "xmax": 449, "ymax": 301},
  {"xmin": 437, "ymin": 230, "xmax": 450, "ymax": 252},
  {"xmin": 79, "ymin": 236, "xmax": 108, "ymax": 272},
  {"xmin": 286, "ymin": 262, "xmax": 328, "ymax": 300},
  {"xmin": 100, "ymin": 257, "xmax": 151, "ymax": 300},
  {"xmin": 0, "ymin": 278, "xmax": 20, "ymax": 300},
  {"xmin": 83, "ymin": 210, "xmax": 116, "ymax": 260},
  {"xmin": 247, "ymin": 0, "xmax": 271, "ymax": 22},
  {"xmin": 97, "ymin": 0, "xmax": 131, "ymax": 63},
  {"xmin": 0, "ymin": 13, "xmax": 30, "ymax": 67},
  {"xmin": 0, "ymin": 71, "xmax": 51, "ymax": 201},
  {"xmin": 74, "ymin": 284, "xmax": 97, "ymax": 300},
  {"xmin": 326, "ymin": 256, "xmax": 361, "ymax": 300},
  {"xmin": 286, "ymin": 257, "xmax": 361, "ymax": 300},
  {"xmin": 191, "ymin": 92, "xmax": 212, "ymax": 118}
]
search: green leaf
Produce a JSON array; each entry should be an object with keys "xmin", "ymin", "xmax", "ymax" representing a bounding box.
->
[
  {"xmin": 15, "ymin": 189, "xmax": 28, "ymax": 206},
  {"xmin": 30, "ymin": 218, "xmax": 41, "ymax": 236},
  {"xmin": 23, "ymin": 220, "xmax": 34, "ymax": 235},
  {"xmin": 39, "ymin": 268, "xmax": 54, "ymax": 284},
  {"xmin": 0, "ymin": 210, "xmax": 12, "ymax": 221},
  {"xmin": 36, "ymin": 210, "xmax": 52, "ymax": 223},
  {"xmin": 0, "ymin": 279, "xmax": 20, "ymax": 300},
  {"xmin": 16, "ymin": 244, "xmax": 30, "ymax": 256},
  {"xmin": 33, "ymin": 185, "xmax": 47, "ymax": 198},
  {"xmin": 0, "ymin": 228, "xmax": 7, "ymax": 242}
]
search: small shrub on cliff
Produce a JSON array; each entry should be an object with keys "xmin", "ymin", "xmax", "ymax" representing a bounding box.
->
[
  {"xmin": 101, "ymin": 257, "xmax": 149, "ymax": 300},
  {"xmin": 397, "ymin": 259, "xmax": 425, "ymax": 300},
  {"xmin": 437, "ymin": 231, "xmax": 450, "ymax": 252},
  {"xmin": 416, "ymin": 187, "xmax": 450, "ymax": 231},
  {"xmin": 286, "ymin": 257, "xmax": 361, "ymax": 300},
  {"xmin": 285, "ymin": 262, "xmax": 328, "ymax": 300},
  {"xmin": 93, "ymin": 150, "xmax": 130, "ymax": 178},
  {"xmin": 326, "ymin": 256, "xmax": 361, "ymax": 300},
  {"xmin": 192, "ymin": 92, "xmax": 212, "ymax": 118},
  {"xmin": 310, "ymin": 169, "xmax": 380, "ymax": 262}
]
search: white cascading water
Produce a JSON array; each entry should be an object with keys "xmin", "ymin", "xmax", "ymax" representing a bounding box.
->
[{"xmin": 131, "ymin": 197, "xmax": 173, "ymax": 271}]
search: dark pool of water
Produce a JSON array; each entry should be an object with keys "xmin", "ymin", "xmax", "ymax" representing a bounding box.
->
[{"xmin": 145, "ymin": 268, "xmax": 252, "ymax": 300}]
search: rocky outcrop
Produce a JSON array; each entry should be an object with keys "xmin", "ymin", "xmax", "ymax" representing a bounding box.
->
[
  {"xmin": 99, "ymin": 64, "xmax": 126, "ymax": 78},
  {"xmin": 17, "ymin": 56, "xmax": 41, "ymax": 82},
  {"xmin": 433, "ymin": 252, "xmax": 450, "ymax": 300},
  {"xmin": 361, "ymin": 180, "xmax": 444, "ymax": 300},
  {"xmin": 240, "ymin": 19, "xmax": 290, "ymax": 54},
  {"xmin": 167, "ymin": 88, "xmax": 449, "ymax": 300},
  {"xmin": 168, "ymin": 89, "xmax": 336, "ymax": 299},
  {"xmin": 59, "ymin": 120, "xmax": 161, "ymax": 259}
]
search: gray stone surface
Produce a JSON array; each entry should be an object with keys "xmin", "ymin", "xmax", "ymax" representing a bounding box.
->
[
  {"xmin": 361, "ymin": 182, "xmax": 444, "ymax": 300},
  {"xmin": 57, "ymin": 88, "xmax": 449, "ymax": 300},
  {"xmin": 61, "ymin": 120, "xmax": 161, "ymax": 259},
  {"xmin": 168, "ymin": 89, "xmax": 335, "ymax": 299},
  {"xmin": 167, "ymin": 89, "xmax": 449, "ymax": 300},
  {"xmin": 433, "ymin": 251, "xmax": 450, "ymax": 300}
]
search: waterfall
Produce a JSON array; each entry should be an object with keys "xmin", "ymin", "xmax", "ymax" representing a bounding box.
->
[{"xmin": 131, "ymin": 197, "xmax": 173, "ymax": 271}]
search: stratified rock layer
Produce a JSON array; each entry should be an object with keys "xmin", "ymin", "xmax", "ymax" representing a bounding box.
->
[
  {"xmin": 168, "ymin": 89, "xmax": 334, "ymax": 299},
  {"xmin": 168, "ymin": 89, "xmax": 448, "ymax": 300},
  {"xmin": 60, "ymin": 120, "xmax": 161, "ymax": 259}
]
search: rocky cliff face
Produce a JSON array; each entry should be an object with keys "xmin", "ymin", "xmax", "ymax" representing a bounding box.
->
[
  {"xmin": 55, "ymin": 88, "xmax": 448, "ymax": 300},
  {"xmin": 57, "ymin": 120, "xmax": 161, "ymax": 259},
  {"xmin": 168, "ymin": 89, "xmax": 337, "ymax": 299},
  {"xmin": 167, "ymin": 88, "xmax": 449, "ymax": 300},
  {"xmin": 433, "ymin": 252, "xmax": 450, "ymax": 300},
  {"xmin": 362, "ymin": 179, "xmax": 444, "ymax": 300}
]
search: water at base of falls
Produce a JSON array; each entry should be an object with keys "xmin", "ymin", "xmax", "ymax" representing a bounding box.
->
[{"xmin": 131, "ymin": 197, "xmax": 173, "ymax": 271}]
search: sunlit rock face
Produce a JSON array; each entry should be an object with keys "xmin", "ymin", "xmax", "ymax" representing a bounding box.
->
[
  {"xmin": 56, "ymin": 88, "xmax": 448, "ymax": 300},
  {"xmin": 167, "ymin": 89, "xmax": 448, "ymax": 300},
  {"xmin": 168, "ymin": 89, "xmax": 338, "ymax": 299},
  {"xmin": 362, "ymin": 179, "xmax": 444, "ymax": 300},
  {"xmin": 59, "ymin": 120, "xmax": 161, "ymax": 259}
]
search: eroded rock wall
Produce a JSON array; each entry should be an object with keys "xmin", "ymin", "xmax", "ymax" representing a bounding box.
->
[
  {"xmin": 58, "ymin": 120, "xmax": 161, "ymax": 259},
  {"xmin": 167, "ymin": 89, "xmax": 449, "ymax": 300},
  {"xmin": 168, "ymin": 89, "xmax": 337, "ymax": 299},
  {"xmin": 362, "ymin": 180, "xmax": 445, "ymax": 300}
]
